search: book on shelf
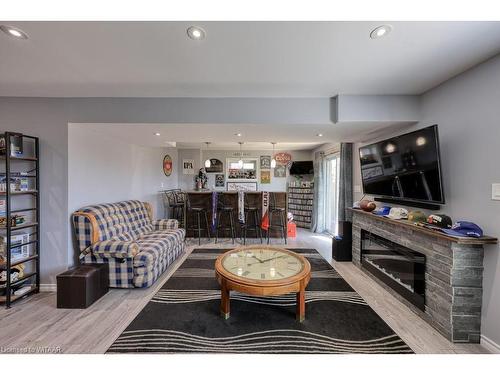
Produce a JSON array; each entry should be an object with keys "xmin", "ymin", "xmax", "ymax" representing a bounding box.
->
[{"xmin": 0, "ymin": 232, "xmax": 30, "ymax": 261}]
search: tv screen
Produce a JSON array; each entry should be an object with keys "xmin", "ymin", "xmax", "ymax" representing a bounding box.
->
[
  {"xmin": 290, "ymin": 161, "xmax": 314, "ymax": 175},
  {"xmin": 359, "ymin": 125, "xmax": 444, "ymax": 205}
]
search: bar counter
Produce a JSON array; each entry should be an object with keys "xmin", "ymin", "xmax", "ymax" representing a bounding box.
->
[{"xmin": 183, "ymin": 191, "xmax": 287, "ymax": 238}]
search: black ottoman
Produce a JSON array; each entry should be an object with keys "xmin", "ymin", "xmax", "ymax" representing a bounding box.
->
[{"xmin": 57, "ymin": 264, "xmax": 109, "ymax": 309}]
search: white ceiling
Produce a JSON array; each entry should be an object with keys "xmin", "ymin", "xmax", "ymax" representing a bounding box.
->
[
  {"xmin": 1, "ymin": 21, "xmax": 500, "ymax": 97},
  {"xmin": 75, "ymin": 122, "xmax": 414, "ymax": 150}
]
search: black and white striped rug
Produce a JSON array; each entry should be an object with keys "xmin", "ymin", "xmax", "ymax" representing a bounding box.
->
[{"xmin": 107, "ymin": 248, "xmax": 413, "ymax": 354}]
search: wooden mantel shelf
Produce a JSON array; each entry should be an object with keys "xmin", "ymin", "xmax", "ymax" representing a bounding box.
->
[{"xmin": 348, "ymin": 208, "xmax": 497, "ymax": 245}]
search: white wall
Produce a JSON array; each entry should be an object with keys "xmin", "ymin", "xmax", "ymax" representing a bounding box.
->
[
  {"xmin": 68, "ymin": 124, "xmax": 178, "ymax": 219},
  {"xmin": 419, "ymin": 55, "xmax": 500, "ymax": 349},
  {"xmin": 353, "ymin": 54, "xmax": 500, "ymax": 348},
  {"xmin": 178, "ymin": 148, "xmax": 314, "ymax": 192},
  {"xmin": 336, "ymin": 95, "xmax": 421, "ymax": 123}
]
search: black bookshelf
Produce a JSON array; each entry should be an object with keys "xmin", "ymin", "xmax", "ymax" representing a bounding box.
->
[{"xmin": 0, "ymin": 132, "xmax": 40, "ymax": 308}]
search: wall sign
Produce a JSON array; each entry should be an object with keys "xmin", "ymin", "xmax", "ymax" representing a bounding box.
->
[
  {"xmin": 274, "ymin": 152, "xmax": 292, "ymax": 165},
  {"xmin": 183, "ymin": 159, "xmax": 195, "ymax": 175},
  {"xmin": 205, "ymin": 158, "xmax": 223, "ymax": 173},
  {"xmin": 163, "ymin": 154, "xmax": 173, "ymax": 177},
  {"xmin": 215, "ymin": 174, "xmax": 225, "ymax": 187},
  {"xmin": 274, "ymin": 164, "xmax": 286, "ymax": 178},
  {"xmin": 260, "ymin": 170, "xmax": 271, "ymax": 184},
  {"xmin": 260, "ymin": 155, "xmax": 271, "ymax": 169},
  {"xmin": 227, "ymin": 181, "xmax": 258, "ymax": 192}
]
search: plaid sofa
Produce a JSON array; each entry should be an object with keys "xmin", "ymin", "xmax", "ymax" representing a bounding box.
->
[{"xmin": 72, "ymin": 200, "xmax": 185, "ymax": 288}]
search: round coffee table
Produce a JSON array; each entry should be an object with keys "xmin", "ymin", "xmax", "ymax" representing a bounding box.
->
[{"xmin": 215, "ymin": 245, "xmax": 311, "ymax": 322}]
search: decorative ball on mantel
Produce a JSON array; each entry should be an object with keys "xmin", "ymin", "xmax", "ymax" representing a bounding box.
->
[{"xmin": 359, "ymin": 199, "xmax": 376, "ymax": 212}]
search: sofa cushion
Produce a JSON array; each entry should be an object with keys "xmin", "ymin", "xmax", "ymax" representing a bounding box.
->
[
  {"xmin": 73, "ymin": 200, "xmax": 152, "ymax": 253},
  {"xmin": 91, "ymin": 239, "xmax": 140, "ymax": 258},
  {"xmin": 133, "ymin": 228, "xmax": 186, "ymax": 268}
]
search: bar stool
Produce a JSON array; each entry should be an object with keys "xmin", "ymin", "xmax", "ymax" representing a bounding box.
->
[
  {"xmin": 162, "ymin": 189, "xmax": 183, "ymax": 221},
  {"xmin": 215, "ymin": 194, "xmax": 236, "ymax": 244},
  {"xmin": 173, "ymin": 190, "xmax": 186, "ymax": 227},
  {"xmin": 242, "ymin": 193, "xmax": 263, "ymax": 245},
  {"xmin": 185, "ymin": 193, "xmax": 211, "ymax": 245},
  {"xmin": 267, "ymin": 192, "xmax": 287, "ymax": 244}
]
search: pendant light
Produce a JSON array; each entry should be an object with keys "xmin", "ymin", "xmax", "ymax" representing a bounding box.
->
[
  {"xmin": 271, "ymin": 142, "xmax": 277, "ymax": 168},
  {"xmin": 204, "ymin": 142, "xmax": 211, "ymax": 168},
  {"xmin": 238, "ymin": 142, "xmax": 244, "ymax": 169}
]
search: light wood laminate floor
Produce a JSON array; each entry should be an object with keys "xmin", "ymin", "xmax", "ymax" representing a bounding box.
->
[{"xmin": 0, "ymin": 229, "xmax": 489, "ymax": 354}]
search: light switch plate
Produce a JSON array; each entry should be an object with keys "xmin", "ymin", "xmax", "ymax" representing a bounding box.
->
[{"xmin": 492, "ymin": 183, "xmax": 500, "ymax": 200}]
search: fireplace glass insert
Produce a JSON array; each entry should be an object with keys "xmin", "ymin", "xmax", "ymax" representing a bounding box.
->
[{"xmin": 361, "ymin": 230, "xmax": 425, "ymax": 310}]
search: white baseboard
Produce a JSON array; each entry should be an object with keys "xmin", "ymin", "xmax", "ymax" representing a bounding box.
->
[
  {"xmin": 481, "ymin": 335, "xmax": 500, "ymax": 354},
  {"xmin": 40, "ymin": 284, "xmax": 57, "ymax": 292}
]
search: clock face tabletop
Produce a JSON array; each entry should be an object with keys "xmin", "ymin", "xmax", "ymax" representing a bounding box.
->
[{"xmin": 215, "ymin": 245, "xmax": 311, "ymax": 286}]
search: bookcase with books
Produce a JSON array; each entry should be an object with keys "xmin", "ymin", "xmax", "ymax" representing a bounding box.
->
[
  {"xmin": 287, "ymin": 180, "xmax": 314, "ymax": 229},
  {"xmin": 0, "ymin": 132, "xmax": 40, "ymax": 308}
]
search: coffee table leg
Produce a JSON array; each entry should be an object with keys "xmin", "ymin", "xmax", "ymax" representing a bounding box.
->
[
  {"xmin": 221, "ymin": 281, "xmax": 230, "ymax": 319},
  {"xmin": 296, "ymin": 288, "xmax": 305, "ymax": 322}
]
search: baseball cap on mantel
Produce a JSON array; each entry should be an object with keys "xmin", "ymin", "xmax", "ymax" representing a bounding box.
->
[
  {"xmin": 442, "ymin": 221, "xmax": 484, "ymax": 238},
  {"xmin": 373, "ymin": 206, "xmax": 391, "ymax": 216},
  {"xmin": 408, "ymin": 210, "xmax": 427, "ymax": 224},
  {"xmin": 384, "ymin": 207, "xmax": 408, "ymax": 220},
  {"xmin": 427, "ymin": 214, "xmax": 453, "ymax": 229}
]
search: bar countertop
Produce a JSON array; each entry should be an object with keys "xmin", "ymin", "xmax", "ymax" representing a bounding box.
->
[{"xmin": 185, "ymin": 190, "xmax": 285, "ymax": 194}]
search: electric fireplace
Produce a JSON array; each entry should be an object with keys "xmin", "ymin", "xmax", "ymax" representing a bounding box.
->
[{"xmin": 361, "ymin": 230, "xmax": 426, "ymax": 310}]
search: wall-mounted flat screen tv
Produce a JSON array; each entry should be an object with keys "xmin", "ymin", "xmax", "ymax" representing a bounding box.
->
[
  {"xmin": 290, "ymin": 161, "xmax": 314, "ymax": 175},
  {"xmin": 359, "ymin": 124, "xmax": 445, "ymax": 205}
]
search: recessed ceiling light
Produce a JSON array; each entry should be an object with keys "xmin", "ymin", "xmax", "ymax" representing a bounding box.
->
[
  {"xmin": 235, "ymin": 133, "xmax": 242, "ymax": 137},
  {"xmin": 317, "ymin": 133, "xmax": 323, "ymax": 137},
  {"xmin": 187, "ymin": 26, "xmax": 206, "ymax": 40},
  {"xmin": 0, "ymin": 25, "xmax": 29, "ymax": 40},
  {"xmin": 370, "ymin": 25, "xmax": 393, "ymax": 39},
  {"xmin": 154, "ymin": 132, "xmax": 161, "ymax": 136}
]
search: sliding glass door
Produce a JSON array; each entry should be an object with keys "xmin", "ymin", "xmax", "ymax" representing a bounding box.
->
[{"xmin": 323, "ymin": 154, "xmax": 340, "ymax": 236}]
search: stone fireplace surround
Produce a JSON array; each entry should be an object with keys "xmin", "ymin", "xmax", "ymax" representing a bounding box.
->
[{"xmin": 349, "ymin": 208, "xmax": 497, "ymax": 343}]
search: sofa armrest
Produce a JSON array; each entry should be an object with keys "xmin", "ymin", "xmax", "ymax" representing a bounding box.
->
[
  {"xmin": 153, "ymin": 219, "xmax": 179, "ymax": 230},
  {"xmin": 91, "ymin": 240, "xmax": 140, "ymax": 259}
]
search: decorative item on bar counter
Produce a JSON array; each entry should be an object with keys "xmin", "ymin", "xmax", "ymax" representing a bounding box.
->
[{"xmin": 194, "ymin": 168, "xmax": 208, "ymax": 190}]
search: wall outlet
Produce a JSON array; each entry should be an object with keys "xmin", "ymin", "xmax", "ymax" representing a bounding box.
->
[
  {"xmin": 492, "ymin": 183, "xmax": 500, "ymax": 200},
  {"xmin": 354, "ymin": 185, "xmax": 362, "ymax": 193}
]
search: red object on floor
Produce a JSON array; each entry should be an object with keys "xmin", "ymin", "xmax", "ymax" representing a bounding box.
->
[{"xmin": 287, "ymin": 222, "xmax": 297, "ymax": 237}]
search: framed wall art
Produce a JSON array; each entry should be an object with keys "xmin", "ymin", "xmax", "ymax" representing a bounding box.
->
[
  {"xmin": 163, "ymin": 154, "xmax": 173, "ymax": 176},
  {"xmin": 260, "ymin": 170, "xmax": 271, "ymax": 184},
  {"xmin": 274, "ymin": 164, "xmax": 286, "ymax": 178},
  {"xmin": 260, "ymin": 155, "xmax": 271, "ymax": 169},
  {"xmin": 206, "ymin": 158, "xmax": 223, "ymax": 173},
  {"xmin": 215, "ymin": 174, "xmax": 225, "ymax": 187},
  {"xmin": 183, "ymin": 159, "xmax": 195, "ymax": 175},
  {"xmin": 227, "ymin": 181, "xmax": 258, "ymax": 192}
]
